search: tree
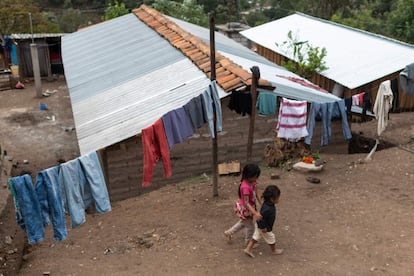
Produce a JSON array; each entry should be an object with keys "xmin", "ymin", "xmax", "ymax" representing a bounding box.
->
[
  {"xmin": 244, "ymin": 11, "xmax": 270, "ymax": 26},
  {"xmin": 387, "ymin": 0, "xmax": 414, "ymax": 43},
  {"xmin": 40, "ymin": 11, "xmax": 61, "ymax": 33},
  {"xmin": 0, "ymin": 0, "xmax": 50, "ymax": 35},
  {"xmin": 331, "ymin": 5, "xmax": 384, "ymax": 34},
  {"xmin": 102, "ymin": 0, "xmax": 130, "ymax": 21},
  {"xmin": 58, "ymin": 8, "xmax": 88, "ymax": 32},
  {"xmin": 277, "ymin": 30, "xmax": 328, "ymax": 80},
  {"xmin": 263, "ymin": 0, "xmax": 295, "ymax": 20},
  {"xmin": 196, "ymin": 0, "xmax": 255, "ymax": 24},
  {"xmin": 152, "ymin": 0, "xmax": 208, "ymax": 26},
  {"xmin": 293, "ymin": 0, "xmax": 354, "ymax": 19}
]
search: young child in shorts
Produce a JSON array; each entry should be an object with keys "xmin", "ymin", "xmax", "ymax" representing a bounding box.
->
[
  {"xmin": 244, "ymin": 184, "xmax": 283, "ymax": 257},
  {"xmin": 224, "ymin": 163, "xmax": 262, "ymax": 246}
]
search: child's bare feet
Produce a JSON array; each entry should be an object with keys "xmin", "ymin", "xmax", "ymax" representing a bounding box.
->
[
  {"xmin": 243, "ymin": 249, "xmax": 255, "ymax": 258},
  {"xmin": 272, "ymin": 248, "xmax": 284, "ymax": 255},
  {"xmin": 224, "ymin": 231, "xmax": 232, "ymax": 243}
]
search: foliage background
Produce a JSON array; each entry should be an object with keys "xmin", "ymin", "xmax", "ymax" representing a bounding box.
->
[{"xmin": 1, "ymin": 0, "xmax": 413, "ymax": 44}]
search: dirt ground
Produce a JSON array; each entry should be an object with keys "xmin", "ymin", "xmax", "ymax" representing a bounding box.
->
[{"xmin": 1, "ymin": 78, "xmax": 414, "ymax": 276}]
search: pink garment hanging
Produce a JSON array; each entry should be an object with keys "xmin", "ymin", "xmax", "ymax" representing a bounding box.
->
[
  {"xmin": 352, "ymin": 94, "xmax": 360, "ymax": 106},
  {"xmin": 141, "ymin": 119, "xmax": 172, "ymax": 187}
]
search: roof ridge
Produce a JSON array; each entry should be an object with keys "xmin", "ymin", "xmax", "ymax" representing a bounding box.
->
[
  {"xmin": 133, "ymin": 5, "xmax": 272, "ymax": 91},
  {"xmin": 293, "ymin": 12, "xmax": 414, "ymax": 49}
]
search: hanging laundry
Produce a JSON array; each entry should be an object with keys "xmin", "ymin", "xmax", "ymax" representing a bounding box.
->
[
  {"xmin": 361, "ymin": 92, "xmax": 372, "ymax": 121},
  {"xmin": 8, "ymin": 175, "xmax": 45, "ymax": 244},
  {"xmin": 305, "ymin": 100, "xmax": 352, "ymax": 146},
  {"xmin": 227, "ymin": 90, "xmax": 252, "ymax": 116},
  {"xmin": 78, "ymin": 151, "xmax": 112, "ymax": 214},
  {"xmin": 202, "ymin": 80, "xmax": 223, "ymax": 138},
  {"xmin": 351, "ymin": 93, "xmax": 360, "ymax": 106},
  {"xmin": 276, "ymin": 98, "xmax": 308, "ymax": 140},
  {"xmin": 162, "ymin": 107, "xmax": 194, "ymax": 148},
  {"xmin": 358, "ymin": 93, "xmax": 364, "ymax": 105},
  {"xmin": 344, "ymin": 97, "xmax": 352, "ymax": 113},
  {"xmin": 59, "ymin": 152, "xmax": 111, "ymax": 228},
  {"xmin": 344, "ymin": 92, "xmax": 371, "ymax": 121},
  {"xmin": 142, "ymin": 118, "xmax": 172, "ymax": 187},
  {"xmin": 59, "ymin": 158, "xmax": 88, "ymax": 228},
  {"xmin": 256, "ymin": 91, "xmax": 277, "ymax": 116},
  {"xmin": 390, "ymin": 78, "xmax": 399, "ymax": 112},
  {"xmin": 35, "ymin": 166, "xmax": 67, "ymax": 241},
  {"xmin": 373, "ymin": 80, "xmax": 393, "ymax": 136},
  {"xmin": 399, "ymin": 63, "xmax": 414, "ymax": 95},
  {"xmin": 183, "ymin": 94, "xmax": 207, "ymax": 130}
]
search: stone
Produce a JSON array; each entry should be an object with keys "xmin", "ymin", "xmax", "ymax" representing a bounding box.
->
[
  {"xmin": 270, "ymin": 173, "xmax": 280, "ymax": 179},
  {"xmin": 293, "ymin": 161, "xmax": 323, "ymax": 172}
]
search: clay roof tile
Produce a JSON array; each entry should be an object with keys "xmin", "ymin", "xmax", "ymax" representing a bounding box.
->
[{"xmin": 133, "ymin": 5, "xmax": 273, "ymax": 92}]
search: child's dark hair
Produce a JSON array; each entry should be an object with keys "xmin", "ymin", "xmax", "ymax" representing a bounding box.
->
[
  {"xmin": 238, "ymin": 163, "xmax": 261, "ymax": 197},
  {"xmin": 262, "ymin": 185, "xmax": 281, "ymax": 203}
]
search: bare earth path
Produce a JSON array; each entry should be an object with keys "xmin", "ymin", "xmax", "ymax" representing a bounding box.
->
[{"xmin": 1, "ymin": 79, "xmax": 414, "ymax": 275}]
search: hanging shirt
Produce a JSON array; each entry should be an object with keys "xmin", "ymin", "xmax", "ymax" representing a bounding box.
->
[
  {"xmin": 162, "ymin": 107, "xmax": 194, "ymax": 148},
  {"xmin": 183, "ymin": 94, "xmax": 207, "ymax": 130},
  {"xmin": 228, "ymin": 90, "xmax": 252, "ymax": 116},
  {"xmin": 352, "ymin": 94, "xmax": 360, "ymax": 106},
  {"xmin": 373, "ymin": 80, "xmax": 394, "ymax": 136},
  {"xmin": 390, "ymin": 78, "xmax": 399, "ymax": 111},
  {"xmin": 201, "ymin": 80, "xmax": 223, "ymax": 138},
  {"xmin": 276, "ymin": 98, "xmax": 308, "ymax": 139},
  {"xmin": 256, "ymin": 91, "xmax": 277, "ymax": 116},
  {"xmin": 399, "ymin": 63, "xmax": 414, "ymax": 95},
  {"xmin": 142, "ymin": 118, "xmax": 172, "ymax": 187},
  {"xmin": 358, "ymin": 93, "xmax": 364, "ymax": 105}
]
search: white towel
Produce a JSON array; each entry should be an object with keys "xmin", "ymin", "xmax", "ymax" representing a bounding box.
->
[{"xmin": 276, "ymin": 98, "xmax": 308, "ymax": 139}]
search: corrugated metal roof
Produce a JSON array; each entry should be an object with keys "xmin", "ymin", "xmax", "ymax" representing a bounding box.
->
[
  {"xmin": 240, "ymin": 12, "xmax": 414, "ymax": 89},
  {"xmin": 133, "ymin": 5, "xmax": 273, "ymax": 90},
  {"xmin": 223, "ymin": 52, "xmax": 340, "ymax": 103},
  {"xmin": 167, "ymin": 16, "xmax": 341, "ymax": 103},
  {"xmin": 62, "ymin": 14, "xmax": 225, "ymax": 154},
  {"xmin": 10, "ymin": 33, "xmax": 66, "ymax": 39},
  {"xmin": 63, "ymin": 7, "xmax": 342, "ymax": 155}
]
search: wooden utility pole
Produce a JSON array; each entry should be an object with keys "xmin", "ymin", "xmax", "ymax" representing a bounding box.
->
[
  {"xmin": 246, "ymin": 66, "xmax": 260, "ymax": 162},
  {"xmin": 209, "ymin": 12, "xmax": 219, "ymax": 197}
]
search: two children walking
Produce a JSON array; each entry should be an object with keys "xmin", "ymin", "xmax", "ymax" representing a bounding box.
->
[{"xmin": 224, "ymin": 163, "xmax": 283, "ymax": 258}]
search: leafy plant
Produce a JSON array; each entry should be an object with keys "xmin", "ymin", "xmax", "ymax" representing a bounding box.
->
[
  {"xmin": 276, "ymin": 30, "xmax": 328, "ymax": 80},
  {"xmin": 102, "ymin": 0, "xmax": 129, "ymax": 21}
]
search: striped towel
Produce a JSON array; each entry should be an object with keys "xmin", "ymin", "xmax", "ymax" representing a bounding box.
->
[{"xmin": 276, "ymin": 97, "xmax": 309, "ymax": 139}]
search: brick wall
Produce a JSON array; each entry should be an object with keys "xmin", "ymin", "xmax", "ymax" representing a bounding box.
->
[{"xmin": 102, "ymin": 96, "xmax": 350, "ymax": 202}]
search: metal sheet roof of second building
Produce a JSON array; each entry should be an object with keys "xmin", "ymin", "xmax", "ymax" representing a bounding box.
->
[{"xmin": 241, "ymin": 12, "xmax": 414, "ymax": 90}]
